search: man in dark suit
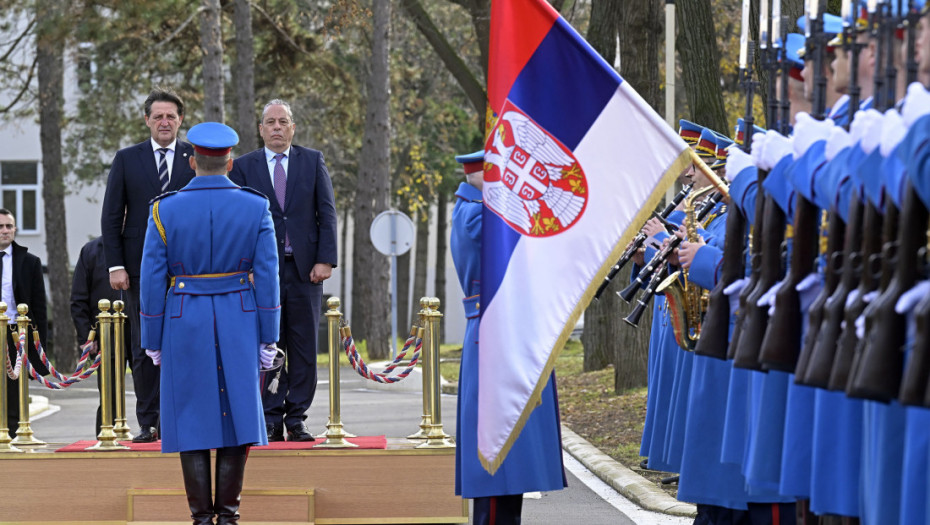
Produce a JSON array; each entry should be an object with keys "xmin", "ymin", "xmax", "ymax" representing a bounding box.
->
[
  {"xmin": 100, "ymin": 87, "xmax": 196, "ymax": 443},
  {"xmin": 70, "ymin": 236, "xmax": 132, "ymax": 437},
  {"xmin": 228, "ymin": 99, "xmax": 338, "ymax": 442},
  {"xmin": 0, "ymin": 209, "xmax": 49, "ymax": 438}
]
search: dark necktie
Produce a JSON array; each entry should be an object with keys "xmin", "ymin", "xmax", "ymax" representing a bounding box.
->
[
  {"xmin": 273, "ymin": 154, "xmax": 291, "ymax": 253},
  {"xmin": 157, "ymin": 148, "xmax": 170, "ymax": 192}
]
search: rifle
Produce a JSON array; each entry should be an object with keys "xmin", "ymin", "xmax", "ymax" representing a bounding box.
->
[
  {"xmin": 695, "ymin": 4, "xmax": 756, "ymax": 360},
  {"xmin": 850, "ymin": 181, "xmax": 927, "ymax": 401},
  {"xmin": 802, "ymin": 194, "xmax": 864, "ymax": 387},
  {"xmin": 758, "ymin": 0, "xmax": 825, "ymax": 371},
  {"xmin": 832, "ymin": 0, "xmax": 900, "ymax": 392},
  {"xmin": 827, "ymin": 198, "xmax": 883, "ymax": 390},
  {"xmin": 693, "ymin": 205, "xmax": 747, "ymax": 359},
  {"xmin": 594, "ymin": 182, "xmax": 694, "ymax": 300},
  {"xmin": 794, "ymin": 210, "xmax": 845, "ymax": 381},
  {"xmin": 732, "ymin": 189, "xmax": 787, "ymax": 370},
  {"xmin": 759, "ymin": 196, "xmax": 821, "ymax": 371},
  {"xmin": 901, "ymin": 259, "xmax": 930, "ymax": 405},
  {"xmin": 727, "ymin": 170, "xmax": 767, "ymax": 360},
  {"xmin": 905, "ymin": 0, "xmax": 918, "ymax": 85}
]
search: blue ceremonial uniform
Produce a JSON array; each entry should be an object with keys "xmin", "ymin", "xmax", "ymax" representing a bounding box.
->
[
  {"xmin": 638, "ymin": 210, "xmax": 685, "ymax": 472},
  {"xmin": 450, "ymin": 164, "xmax": 565, "ymax": 503},
  {"xmin": 140, "ymin": 175, "xmax": 280, "ymax": 453}
]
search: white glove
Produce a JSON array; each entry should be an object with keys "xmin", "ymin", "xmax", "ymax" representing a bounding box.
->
[
  {"xmin": 896, "ymin": 281, "xmax": 930, "ymax": 314},
  {"xmin": 855, "ymin": 313, "xmax": 867, "ymax": 340},
  {"xmin": 879, "ymin": 109, "xmax": 906, "ymax": 158},
  {"xmin": 792, "ymin": 112, "xmax": 836, "ymax": 159},
  {"xmin": 856, "ymin": 109, "xmax": 885, "ymax": 154},
  {"xmin": 853, "ymin": 290, "xmax": 880, "ymax": 339},
  {"xmin": 825, "ymin": 126, "xmax": 852, "ymax": 161},
  {"xmin": 845, "ymin": 288, "xmax": 861, "ymax": 309},
  {"xmin": 260, "ymin": 343, "xmax": 277, "ymax": 370},
  {"xmin": 757, "ymin": 280, "xmax": 783, "ymax": 317},
  {"xmin": 145, "ymin": 349, "xmax": 161, "ymax": 366},
  {"xmin": 751, "ymin": 131, "xmax": 768, "ymax": 168},
  {"xmin": 724, "ymin": 277, "xmax": 750, "ymax": 315},
  {"xmin": 725, "ymin": 146, "xmax": 754, "ymax": 182},
  {"xmin": 902, "ymin": 82, "xmax": 930, "ymax": 128},
  {"xmin": 760, "ymin": 130, "xmax": 793, "ymax": 170},
  {"xmin": 796, "ymin": 273, "xmax": 824, "ymax": 313}
]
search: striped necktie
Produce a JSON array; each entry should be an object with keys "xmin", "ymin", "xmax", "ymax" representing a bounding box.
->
[{"xmin": 157, "ymin": 148, "xmax": 169, "ymax": 192}]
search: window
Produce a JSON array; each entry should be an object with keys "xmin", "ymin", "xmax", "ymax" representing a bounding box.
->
[{"xmin": 1, "ymin": 161, "xmax": 40, "ymax": 234}]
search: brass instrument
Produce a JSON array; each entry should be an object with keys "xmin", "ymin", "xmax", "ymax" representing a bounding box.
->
[{"xmin": 656, "ymin": 184, "xmax": 717, "ymax": 350}]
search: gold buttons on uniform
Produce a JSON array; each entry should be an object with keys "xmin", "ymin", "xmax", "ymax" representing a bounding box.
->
[
  {"xmin": 240, "ymin": 278, "xmax": 245, "ymax": 284},
  {"xmin": 178, "ymin": 282, "xmax": 185, "ymax": 289}
]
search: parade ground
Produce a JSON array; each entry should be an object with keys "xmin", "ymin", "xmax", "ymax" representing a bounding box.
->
[{"xmin": 19, "ymin": 366, "xmax": 693, "ymax": 525}]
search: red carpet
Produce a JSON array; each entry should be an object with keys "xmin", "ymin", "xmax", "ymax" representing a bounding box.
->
[{"xmin": 55, "ymin": 435, "xmax": 387, "ymax": 453}]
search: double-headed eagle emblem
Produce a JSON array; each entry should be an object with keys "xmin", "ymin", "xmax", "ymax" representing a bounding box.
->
[{"xmin": 484, "ymin": 107, "xmax": 587, "ymax": 237}]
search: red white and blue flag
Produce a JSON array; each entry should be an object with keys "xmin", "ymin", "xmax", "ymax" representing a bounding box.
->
[{"xmin": 478, "ymin": 0, "xmax": 692, "ymax": 473}]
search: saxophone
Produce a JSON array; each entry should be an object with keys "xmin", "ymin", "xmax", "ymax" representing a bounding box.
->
[{"xmin": 656, "ymin": 184, "xmax": 717, "ymax": 351}]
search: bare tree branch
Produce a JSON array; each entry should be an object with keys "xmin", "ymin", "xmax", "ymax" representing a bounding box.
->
[
  {"xmin": 249, "ymin": 0, "xmax": 312, "ymax": 56},
  {"xmin": 0, "ymin": 18, "xmax": 36, "ymax": 64},
  {"xmin": 0, "ymin": 56, "xmax": 37, "ymax": 114},
  {"xmin": 152, "ymin": 6, "xmax": 205, "ymax": 53}
]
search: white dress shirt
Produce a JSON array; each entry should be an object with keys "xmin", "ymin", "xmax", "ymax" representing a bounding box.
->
[
  {"xmin": 264, "ymin": 146, "xmax": 291, "ymax": 189},
  {"xmin": 151, "ymin": 137, "xmax": 178, "ymax": 179},
  {"xmin": 1, "ymin": 247, "xmax": 15, "ymax": 324}
]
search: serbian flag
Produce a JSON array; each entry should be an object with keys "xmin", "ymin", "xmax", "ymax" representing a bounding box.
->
[{"xmin": 478, "ymin": 0, "xmax": 692, "ymax": 473}]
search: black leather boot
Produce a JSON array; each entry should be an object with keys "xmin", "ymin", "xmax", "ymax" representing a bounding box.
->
[
  {"xmin": 179, "ymin": 450, "xmax": 214, "ymax": 525},
  {"xmin": 214, "ymin": 446, "xmax": 249, "ymax": 525}
]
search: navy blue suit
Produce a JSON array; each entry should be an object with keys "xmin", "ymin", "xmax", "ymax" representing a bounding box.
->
[
  {"xmin": 229, "ymin": 145, "xmax": 337, "ymax": 430},
  {"xmin": 100, "ymin": 139, "xmax": 196, "ymax": 430}
]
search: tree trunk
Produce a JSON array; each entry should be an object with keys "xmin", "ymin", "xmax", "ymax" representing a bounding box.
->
[
  {"xmin": 580, "ymin": 1, "xmax": 621, "ymax": 373},
  {"xmin": 200, "ymin": 0, "xmax": 224, "ymax": 122},
  {"xmin": 435, "ymin": 193, "xmax": 448, "ymax": 337},
  {"xmin": 233, "ymin": 0, "xmax": 257, "ymax": 151},
  {"xmin": 351, "ymin": 0, "xmax": 392, "ymax": 360},
  {"xmin": 412, "ymin": 209, "xmax": 429, "ymax": 322},
  {"xmin": 37, "ymin": 0, "xmax": 73, "ymax": 369},
  {"xmin": 676, "ymin": 0, "xmax": 728, "ymax": 133}
]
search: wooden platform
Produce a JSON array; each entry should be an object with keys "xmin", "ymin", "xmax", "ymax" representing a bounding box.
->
[{"xmin": 0, "ymin": 439, "xmax": 467, "ymax": 524}]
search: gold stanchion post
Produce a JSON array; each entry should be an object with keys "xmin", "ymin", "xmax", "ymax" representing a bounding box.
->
[
  {"xmin": 112, "ymin": 300, "xmax": 131, "ymax": 440},
  {"xmin": 10, "ymin": 304, "xmax": 45, "ymax": 450},
  {"xmin": 407, "ymin": 298, "xmax": 431, "ymax": 440},
  {"xmin": 87, "ymin": 300, "xmax": 128, "ymax": 451},
  {"xmin": 0, "ymin": 303, "xmax": 21, "ymax": 453},
  {"xmin": 315, "ymin": 297, "xmax": 358, "ymax": 448},
  {"xmin": 418, "ymin": 298, "xmax": 453, "ymax": 448}
]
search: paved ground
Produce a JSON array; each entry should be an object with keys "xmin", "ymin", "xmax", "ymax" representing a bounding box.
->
[{"xmin": 22, "ymin": 365, "xmax": 694, "ymax": 525}]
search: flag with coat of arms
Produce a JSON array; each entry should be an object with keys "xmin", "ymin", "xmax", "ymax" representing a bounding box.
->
[{"xmin": 478, "ymin": 0, "xmax": 694, "ymax": 473}]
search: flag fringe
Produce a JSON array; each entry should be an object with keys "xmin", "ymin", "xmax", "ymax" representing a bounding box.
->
[{"xmin": 478, "ymin": 145, "xmax": 693, "ymax": 475}]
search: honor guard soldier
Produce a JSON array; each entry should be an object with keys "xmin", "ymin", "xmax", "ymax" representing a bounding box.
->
[
  {"xmin": 140, "ymin": 122, "xmax": 281, "ymax": 525},
  {"xmin": 450, "ymin": 150, "xmax": 566, "ymax": 525},
  {"xmin": 636, "ymin": 119, "xmax": 697, "ymax": 473}
]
